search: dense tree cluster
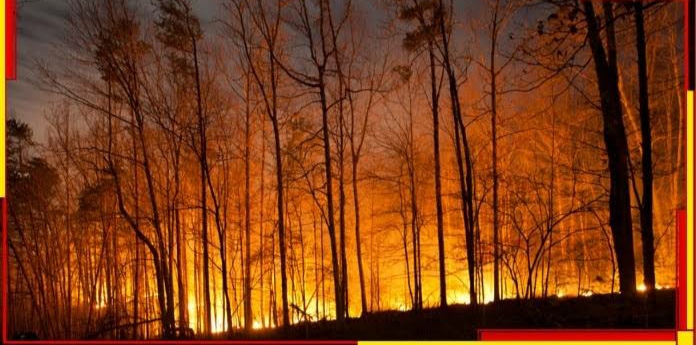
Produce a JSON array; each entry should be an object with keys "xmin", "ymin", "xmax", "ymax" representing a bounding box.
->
[{"xmin": 6, "ymin": 0, "xmax": 683, "ymax": 339}]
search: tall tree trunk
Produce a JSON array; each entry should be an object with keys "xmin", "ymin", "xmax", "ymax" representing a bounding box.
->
[
  {"xmin": 259, "ymin": 115, "xmax": 266, "ymax": 328},
  {"xmin": 582, "ymin": 0, "xmax": 636, "ymax": 295},
  {"xmin": 271, "ymin": 112, "xmax": 290, "ymax": 328},
  {"xmin": 428, "ymin": 41, "xmax": 447, "ymax": 308},
  {"xmin": 338, "ymin": 110, "xmax": 349, "ymax": 319},
  {"xmin": 318, "ymin": 72, "xmax": 345, "ymax": 322},
  {"xmin": 313, "ymin": 208, "xmax": 321, "ymax": 320},
  {"xmin": 208, "ymin": 192, "xmax": 232, "ymax": 335},
  {"xmin": 489, "ymin": 0, "xmax": 501, "ymax": 303},
  {"xmin": 173, "ymin": 147, "xmax": 188, "ymax": 333},
  {"xmin": 174, "ymin": 186, "xmax": 187, "ymax": 332},
  {"xmin": 409, "ymin": 163, "xmax": 422, "ymax": 311},
  {"xmin": 244, "ymin": 72, "xmax": 254, "ymax": 333},
  {"xmin": 193, "ymin": 37, "xmax": 212, "ymax": 336},
  {"xmin": 634, "ymin": 1, "xmax": 655, "ymax": 296},
  {"xmin": 321, "ymin": 209, "xmax": 326, "ymax": 319},
  {"xmin": 124, "ymin": 80, "xmax": 140, "ymax": 339},
  {"xmin": 543, "ymin": 111, "xmax": 557, "ymax": 298},
  {"xmin": 351, "ymin": 157, "xmax": 368, "ymax": 315},
  {"xmin": 436, "ymin": 0, "xmax": 477, "ymax": 306},
  {"xmin": 406, "ymin": 101, "xmax": 422, "ymax": 311},
  {"xmin": 398, "ymin": 178, "xmax": 414, "ymax": 307}
]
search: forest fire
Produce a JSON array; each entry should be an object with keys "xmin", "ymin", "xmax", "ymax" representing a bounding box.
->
[
  {"xmin": 252, "ymin": 321, "xmax": 264, "ymax": 330},
  {"xmin": 5, "ymin": 0, "xmax": 683, "ymax": 340}
]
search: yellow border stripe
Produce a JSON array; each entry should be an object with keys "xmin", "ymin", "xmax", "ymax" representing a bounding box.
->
[
  {"xmin": 678, "ymin": 331, "xmax": 693, "ymax": 345},
  {"xmin": 688, "ymin": 90, "xmax": 694, "ymax": 330},
  {"xmin": 358, "ymin": 340, "xmax": 676, "ymax": 345}
]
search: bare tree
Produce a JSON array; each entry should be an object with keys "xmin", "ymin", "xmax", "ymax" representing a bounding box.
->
[
  {"xmin": 226, "ymin": 0, "xmax": 291, "ymax": 328},
  {"xmin": 582, "ymin": 1, "xmax": 636, "ymax": 295},
  {"xmin": 633, "ymin": 1, "xmax": 655, "ymax": 297}
]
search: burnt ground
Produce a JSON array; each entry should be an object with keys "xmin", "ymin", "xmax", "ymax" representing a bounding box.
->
[{"xmin": 224, "ymin": 289, "xmax": 675, "ymax": 340}]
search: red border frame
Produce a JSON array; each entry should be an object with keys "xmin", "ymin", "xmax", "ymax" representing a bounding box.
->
[
  {"xmin": 679, "ymin": 209, "xmax": 688, "ymax": 330},
  {"xmin": 0, "ymin": 0, "xmax": 691, "ymax": 343},
  {"xmin": 478, "ymin": 330, "xmax": 677, "ymax": 341},
  {"xmin": 6, "ymin": 0, "xmax": 14, "ymax": 80}
]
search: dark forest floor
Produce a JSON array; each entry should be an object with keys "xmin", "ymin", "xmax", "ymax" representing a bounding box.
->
[{"xmin": 225, "ymin": 289, "xmax": 675, "ymax": 340}]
